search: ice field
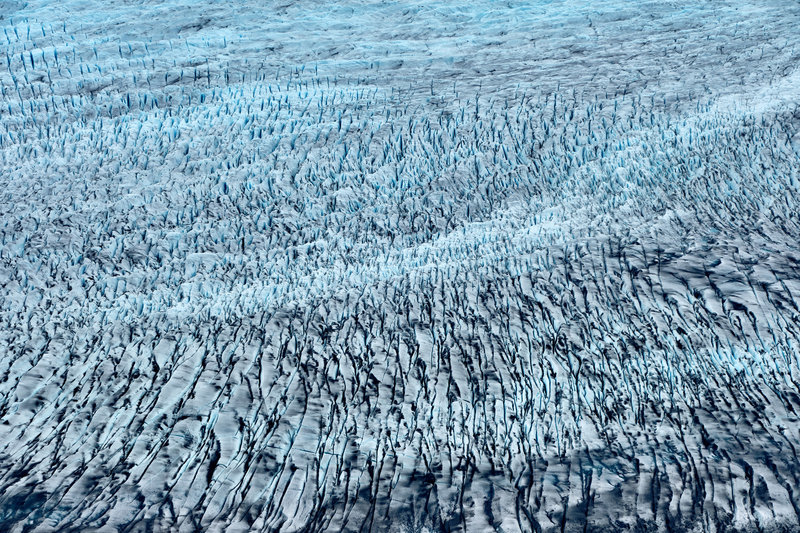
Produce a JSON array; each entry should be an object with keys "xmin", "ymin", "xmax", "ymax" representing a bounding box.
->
[{"xmin": 1, "ymin": 0, "xmax": 800, "ymax": 531}]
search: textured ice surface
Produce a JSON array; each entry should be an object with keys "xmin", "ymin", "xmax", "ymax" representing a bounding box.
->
[{"xmin": 1, "ymin": 1, "xmax": 800, "ymax": 532}]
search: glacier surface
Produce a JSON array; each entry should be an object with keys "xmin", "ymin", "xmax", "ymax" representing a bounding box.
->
[{"xmin": 1, "ymin": 1, "xmax": 800, "ymax": 531}]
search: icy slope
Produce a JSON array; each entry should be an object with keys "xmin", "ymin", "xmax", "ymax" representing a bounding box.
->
[{"xmin": 1, "ymin": 1, "xmax": 800, "ymax": 531}]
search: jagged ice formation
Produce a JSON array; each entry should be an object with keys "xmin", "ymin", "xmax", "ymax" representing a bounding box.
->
[{"xmin": 1, "ymin": 1, "xmax": 800, "ymax": 531}]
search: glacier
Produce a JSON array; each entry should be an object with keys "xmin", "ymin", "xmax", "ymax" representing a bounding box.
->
[{"xmin": 1, "ymin": 0, "xmax": 800, "ymax": 531}]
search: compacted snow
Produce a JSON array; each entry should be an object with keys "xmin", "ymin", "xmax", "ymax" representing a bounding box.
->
[{"xmin": 1, "ymin": 1, "xmax": 800, "ymax": 531}]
